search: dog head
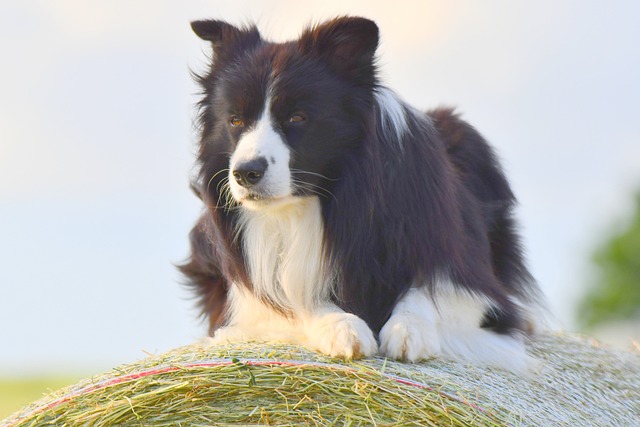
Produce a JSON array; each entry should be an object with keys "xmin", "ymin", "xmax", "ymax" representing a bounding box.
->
[{"xmin": 192, "ymin": 17, "xmax": 379, "ymax": 210}]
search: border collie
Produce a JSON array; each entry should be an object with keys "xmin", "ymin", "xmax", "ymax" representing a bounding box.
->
[{"xmin": 180, "ymin": 16, "xmax": 543, "ymax": 372}]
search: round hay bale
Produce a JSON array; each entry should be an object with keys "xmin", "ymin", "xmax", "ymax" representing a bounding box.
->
[{"xmin": 3, "ymin": 333, "xmax": 639, "ymax": 426}]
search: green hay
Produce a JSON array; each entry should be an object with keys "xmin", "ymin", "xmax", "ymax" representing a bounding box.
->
[{"xmin": 3, "ymin": 333, "xmax": 639, "ymax": 426}]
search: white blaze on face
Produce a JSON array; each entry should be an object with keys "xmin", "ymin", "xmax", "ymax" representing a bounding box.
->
[{"xmin": 228, "ymin": 99, "xmax": 292, "ymax": 205}]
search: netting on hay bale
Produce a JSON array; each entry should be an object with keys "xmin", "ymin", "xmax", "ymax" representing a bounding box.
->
[{"xmin": 3, "ymin": 333, "xmax": 639, "ymax": 427}]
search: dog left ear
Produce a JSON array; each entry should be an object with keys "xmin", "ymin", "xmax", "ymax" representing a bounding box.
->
[
  {"xmin": 298, "ymin": 16, "xmax": 379, "ymax": 83},
  {"xmin": 191, "ymin": 20, "xmax": 261, "ymax": 64}
]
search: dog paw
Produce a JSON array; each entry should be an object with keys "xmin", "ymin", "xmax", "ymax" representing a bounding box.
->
[
  {"xmin": 307, "ymin": 312, "xmax": 378, "ymax": 359},
  {"xmin": 379, "ymin": 314, "xmax": 440, "ymax": 362}
]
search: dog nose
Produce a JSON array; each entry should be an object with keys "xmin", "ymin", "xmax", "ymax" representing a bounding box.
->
[{"xmin": 232, "ymin": 157, "xmax": 268, "ymax": 188}]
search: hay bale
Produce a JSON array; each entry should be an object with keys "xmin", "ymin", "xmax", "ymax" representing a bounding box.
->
[{"xmin": 3, "ymin": 333, "xmax": 639, "ymax": 426}]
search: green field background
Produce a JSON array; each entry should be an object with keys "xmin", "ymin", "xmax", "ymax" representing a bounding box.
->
[{"xmin": 0, "ymin": 377, "xmax": 80, "ymax": 420}]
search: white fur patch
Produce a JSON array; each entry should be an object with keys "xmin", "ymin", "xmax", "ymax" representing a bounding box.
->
[
  {"xmin": 380, "ymin": 282, "xmax": 536, "ymax": 373},
  {"xmin": 209, "ymin": 285, "xmax": 306, "ymax": 346},
  {"xmin": 237, "ymin": 197, "xmax": 334, "ymax": 312},
  {"xmin": 374, "ymin": 87, "xmax": 410, "ymax": 144},
  {"xmin": 229, "ymin": 99, "xmax": 292, "ymax": 205},
  {"xmin": 212, "ymin": 284, "xmax": 377, "ymax": 359}
]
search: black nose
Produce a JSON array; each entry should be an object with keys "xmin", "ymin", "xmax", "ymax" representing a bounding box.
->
[{"xmin": 232, "ymin": 157, "xmax": 268, "ymax": 188}]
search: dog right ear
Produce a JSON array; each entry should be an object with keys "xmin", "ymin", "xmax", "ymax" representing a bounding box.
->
[
  {"xmin": 298, "ymin": 17, "xmax": 379, "ymax": 85},
  {"xmin": 191, "ymin": 20, "xmax": 261, "ymax": 62}
]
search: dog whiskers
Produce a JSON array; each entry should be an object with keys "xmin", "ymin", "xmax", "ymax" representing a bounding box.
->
[
  {"xmin": 291, "ymin": 179, "xmax": 338, "ymax": 203},
  {"xmin": 290, "ymin": 169, "xmax": 340, "ymax": 182},
  {"xmin": 202, "ymin": 170, "xmax": 239, "ymax": 212},
  {"xmin": 206, "ymin": 168, "xmax": 230, "ymax": 194}
]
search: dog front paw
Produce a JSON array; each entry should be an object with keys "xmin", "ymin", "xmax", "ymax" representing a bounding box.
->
[
  {"xmin": 379, "ymin": 313, "xmax": 440, "ymax": 362},
  {"xmin": 307, "ymin": 312, "xmax": 378, "ymax": 359}
]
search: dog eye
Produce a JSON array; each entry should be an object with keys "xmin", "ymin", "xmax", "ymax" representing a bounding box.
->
[
  {"xmin": 289, "ymin": 113, "xmax": 306, "ymax": 124},
  {"xmin": 229, "ymin": 116, "xmax": 244, "ymax": 127}
]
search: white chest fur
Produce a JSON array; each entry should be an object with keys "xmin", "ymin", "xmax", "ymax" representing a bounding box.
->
[{"xmin": 237, "ymin": 197, "xmax": 334, "ymax": 312}]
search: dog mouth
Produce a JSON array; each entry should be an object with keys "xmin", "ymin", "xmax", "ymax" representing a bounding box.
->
[
  {"xmin": 243, "ymin": 192, "xmax": 270, "ymax": 203},
  {"xmin": 237, "ymin": 191, "xmax": 299, "ymax": 209}
]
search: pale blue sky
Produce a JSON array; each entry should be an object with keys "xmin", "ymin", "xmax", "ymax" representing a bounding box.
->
[{"xmin": 1, "ymin": 1, "xmax": 639, "ymax": 375}]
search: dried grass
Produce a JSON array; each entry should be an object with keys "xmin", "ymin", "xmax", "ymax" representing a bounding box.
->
[{"xmin": 3, "ymin": 333, "xmax": 639, "ymax": 426}]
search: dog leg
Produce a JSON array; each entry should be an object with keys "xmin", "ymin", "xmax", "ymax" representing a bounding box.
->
[
  {"xmin": 207, "ymin": 285, "xmax": 305, "ymax": 345},
  {"xmin": 381, "ymin": 285, "xmax": 536, "ymax": 373}
]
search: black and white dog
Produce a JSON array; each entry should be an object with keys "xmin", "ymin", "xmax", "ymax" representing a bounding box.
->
[{"xmin": 180, "ymin": 17, "xmax": 543, "ymax": 372}]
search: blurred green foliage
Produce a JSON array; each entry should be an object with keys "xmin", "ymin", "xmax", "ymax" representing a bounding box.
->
[{"xmin": 578, "ymin": 191, "xmax": 640, "ymax": 329}]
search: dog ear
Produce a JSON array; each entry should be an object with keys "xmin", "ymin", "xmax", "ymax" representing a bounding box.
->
[
  {"xmin": 191, "ymin": 20, "xmax": 261, "ymax": 63},
  {"xmin": 298, "ymin": 16, "xmax": 379, "ymax": 83}
]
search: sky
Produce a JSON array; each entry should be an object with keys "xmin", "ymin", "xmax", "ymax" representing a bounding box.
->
[{"xmin": 1, "ymin": 1, "xmax": 639, "ymax": 376}]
